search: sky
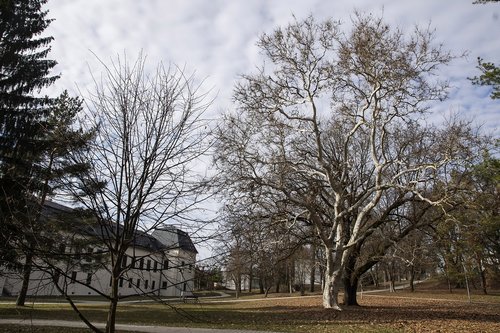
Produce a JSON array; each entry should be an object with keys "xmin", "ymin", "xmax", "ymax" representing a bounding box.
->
[
  {"xmin": 44, "ymin": 0, "xmax": 499, "ymax": 133},
  {"xmin": 43, "ymin": 0, "xmax": 499, "ymax": 259}
]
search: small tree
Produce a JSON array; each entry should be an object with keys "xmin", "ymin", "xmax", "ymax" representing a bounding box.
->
[
  {"xmin": 65, "ymin": 54, "xmax": 213, "ymax": 333},
  {"xmin": 13, "ymin": 91, "xmax": 93, "ymax": 306}
]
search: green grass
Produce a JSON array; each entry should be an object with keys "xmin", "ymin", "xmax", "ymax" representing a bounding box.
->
[
  {"xmin": 0, "ymin": 299, "xmax": 403, "ymax": 333},
  {"xmin": 2, "ymin": 289, "xmax": 499, "ymax": 333}
]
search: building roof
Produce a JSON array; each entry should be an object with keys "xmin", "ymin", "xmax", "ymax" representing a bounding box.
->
[
  {"xmin": 42, "ymin": 200, "xmax": 197, "ymax": 254},
  {"xmin": 176, "ymin": 229, "xmax": 198, "ymax": 254},
  {"xmin": 152, "ymin": 226, "xmax": 198, "ymax": 254}
]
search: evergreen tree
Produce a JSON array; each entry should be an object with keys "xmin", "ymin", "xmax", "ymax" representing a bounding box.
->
[
  {"xmin": 471, "ymin": 1, "xmax": 500, "ymax": 98},
  {"xmin": 471, "ymin": 57, "xmax": 500, "ymax": 100},
  {"xmin": 14, "ymin": 91, "xmax": 94, "ymax": 306},
  {"xmin": 0, "ymin": 0, "xmax": 58, "ymax": 264}
]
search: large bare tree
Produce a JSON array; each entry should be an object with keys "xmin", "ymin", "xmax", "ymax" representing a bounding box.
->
[
  {"xmin": 215, "ymin": 14, "xmax": 481, "ymax": 310},
  {"xmin": 63, "ymin": 54, "xmax": 213, "ymax": 333}
]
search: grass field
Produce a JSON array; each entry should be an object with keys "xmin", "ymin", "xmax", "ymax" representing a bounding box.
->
[{"xmin": 1, "ymin": 287, "xmax": 500, "ymax": 333}]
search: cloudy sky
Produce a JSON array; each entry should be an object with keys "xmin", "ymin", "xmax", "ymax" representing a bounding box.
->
[
  {"xmin": 44, "ymin": 0, "xmax": 499, "ymax": 135},
  {"xmin": 42, "ymin": 0, "xmax": 499, "ymax": 259}
]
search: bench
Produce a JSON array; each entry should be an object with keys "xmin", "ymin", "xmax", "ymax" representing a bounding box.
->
[{"xmin": 181, "ymin": 292, "xmax": 199, "ymax": 303}]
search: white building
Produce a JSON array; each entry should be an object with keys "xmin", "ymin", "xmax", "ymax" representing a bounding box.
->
[{"xmin": 0, "ymin": 201, "xmax": 198, "ymax": 298}]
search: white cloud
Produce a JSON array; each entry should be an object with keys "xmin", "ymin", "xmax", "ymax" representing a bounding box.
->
[
  {"xmin": 43, "ymin": 0, "xmax": 500, "ymax": 158},
  {"xmin": 44, "ymin": 2, "xmax": 499, "ymax": 139},
  {"xmin": 41, "ymin": 0, "xmax": 500, "ymax": 259}
]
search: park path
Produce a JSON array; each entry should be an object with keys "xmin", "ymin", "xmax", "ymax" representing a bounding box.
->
[{"xmin": 0, "ymin": 318, "xmax": 276, "ymax": 333}]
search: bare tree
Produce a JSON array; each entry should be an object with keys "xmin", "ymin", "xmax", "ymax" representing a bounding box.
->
[
  {"xmin": 219, "ymin": 199, "xmax": 306, "ymax": 297},
  {"xmin": 215, "ymin": 14, "xmax": 481, "ymax": 310},
  {"xmin": 60, "ymin": 54, "xmax": 213, "ymax": 333}
]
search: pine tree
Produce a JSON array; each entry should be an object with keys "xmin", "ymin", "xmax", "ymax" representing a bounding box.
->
[
  {"xmin": 471, "ymin": 57, "xmax": 500, "ymax": 100},
  {"xmin": 0, "ymin": 0, "xmax": 58, "ymax": 296},
  {"xmin": 14, "ymin": 91, "xmax": 94, "ymax": 306}
]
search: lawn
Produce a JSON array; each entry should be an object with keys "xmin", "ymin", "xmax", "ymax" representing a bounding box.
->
[{"xmin": 1, "ymin": 288, "xmax": 500, "ymax": 332}]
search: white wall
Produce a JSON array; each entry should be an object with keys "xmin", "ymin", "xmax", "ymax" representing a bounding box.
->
[{"xmin": 2, "ymin": 243, "xmax": 196, "ymax": 298}]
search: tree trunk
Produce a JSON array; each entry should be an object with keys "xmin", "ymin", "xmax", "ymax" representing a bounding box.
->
[
  {"xmin": 233, "ymin": 273, "xmax": 241, "ymax": 298},
  {"xmin": 53, "ymin": 280, "xmax": 102, "ymax": 333},
  {"xmin": 248, "ymin": 267, "xmax": 253, "ymax": 293},
  {"xmin": 106, "ymin": 274, "xmax": 119, "ymax": 333},
  {"xmin": 342, "ymin": 246, "xmax": 359, "ymax": 306},
  {"xmin": 16, "ymin": 249, "xmax": 33, "ymax": 306},
  {"xmin": 16, "ymin": 182, "xmax": 50, "ymax": 307},
  {"xmin": 322, "ymin": 247, "xmax": 342, "ymax": 310},
  {"xmin": 370, "ymin": 266, "xmax": 380, "ymax": 288},
  {"xmin": 343, "ymin": 276, "xmax": 359, "ymax": 306},
  {"xmin": 386, "ymin": 263, "xmax": 396, "ymax": 293},
  {"xmin": 310, "ymin": 244, "xmax": 316, "ymax": 292},
  {"xmin": 389, "ymin": 277, "xmax": 396, "ymax": 293},
  {"xmin": 264, "ymin": 286, "xmax": 271, "ymax": 298},
  {"xmin": 320, "ymin": 265, "xmax": 325, "ymax": 291},
  {"xmin": 409, "ymin": 265, "xmax": 415, "ymax": 292},
  {"xmin": 476, "ymin": 255, "xmax": 487, "ymax": 295}
]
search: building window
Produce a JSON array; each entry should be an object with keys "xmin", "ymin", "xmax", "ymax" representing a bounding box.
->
[
  {"xmin": 74, "ymin": 246, "xmax": 81, "ymax": 260},
  {"xmin": 136, "ymin": 279, "xmax": 140, "ymax": 288},
  {"xmin": 153, "ymin": 261, "xmax": 158, "ymax": 272},
  {"xmin": 152, "ymin": 280, "xmax": 155, "ymax": 290},
  {"xmin": 163, "ymin": 259, "xmax": 169, "ymax": 270},
  {"xmin": 86, "ymin": 273, "xmax": 92, "ymax": 285},
  {"xmin": 145, "ymin": 280, "xmax": 149, "ymax": 289},
  {"xmin": 121, "ymin": 255, "xmax": 127, "ymax": 268},
  {"xmin": 119, "ymin": 277, "xmax": 123, "ymax": 287},
  {"xmin": 53, "ymin": 271, "xmax": 60, "ymax": 284},
  {"xmin": 71, "ymin": 271, "xmax": 77, "ymax": 282},
  {"xmin": 161, "ymin": 281, "xmax": 167, "ymax": 289},
  {"xmin": 139, "ymin": 258, "xmax": 144, "ymax": 270},
  {"xmin": 147, "ymin": 259, "xmax": 151, "ymax": 271},
  {"xmin": 128, "ymin": 279, "xmax": 133, "ymax": 288},
  {"xmin": 183, "ymin": 283, "xmax": 187, "ymax": 292},
  {"xmin": 86, "ymin": 248, "xmax": 93, "ymax": 262}
]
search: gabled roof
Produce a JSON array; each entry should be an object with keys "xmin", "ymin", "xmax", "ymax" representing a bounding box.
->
[
  {"xmin": 176, "ymin": 229, "xmax": 198, "ymax": 254},
  {"xmin": 152, "ymin": 226, "xmax": 198, "ymax": 254},
  {"xmin": 42, "ymin": 200, "xmax": 197, "ymax": 254}
]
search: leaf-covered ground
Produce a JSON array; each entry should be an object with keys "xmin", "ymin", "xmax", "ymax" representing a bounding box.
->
[
  {"xmin": 1, "ymin": 289, "xmax": 499, "ymax": 332},
  {"xmin": 209, "ymin": 291, "xmax": 500, "ymax": 332}
]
